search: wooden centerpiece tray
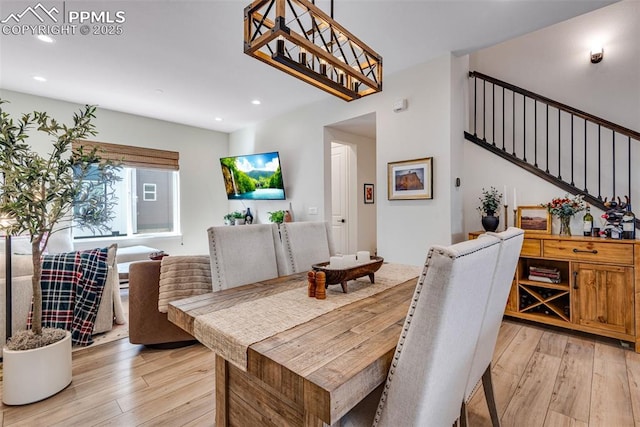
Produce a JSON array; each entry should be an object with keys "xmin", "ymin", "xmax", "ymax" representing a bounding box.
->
[{"xmin": 312, "ymin": 256, "xmax": 384, "ymax": 293}]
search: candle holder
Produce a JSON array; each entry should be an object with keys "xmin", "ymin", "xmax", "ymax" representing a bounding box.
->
[
  {"xmin": 513, "ymin": 209, "xmax": 518, "ymax": 229},
  {"xmin": 503, "ymin": 205, "xmax": 508, "ymax": 231}
]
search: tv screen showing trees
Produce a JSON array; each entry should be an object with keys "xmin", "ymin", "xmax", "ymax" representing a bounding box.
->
[{"xmin": 219, "ymin": 151, "xmax": 286, "ymax": 200}]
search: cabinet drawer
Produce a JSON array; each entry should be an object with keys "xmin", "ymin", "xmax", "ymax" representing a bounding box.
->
[
  {"xmin": 521, "ymin": 238, "xmax": 541, "ymax": 257},
  {"xmin": 543, "ymin": 240, "xmax": 633, "ymax": 265}
]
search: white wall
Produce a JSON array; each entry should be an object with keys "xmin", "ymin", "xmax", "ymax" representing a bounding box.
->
[
  {"xmin": 464, "ymin": 1, "xmax": 639, "ymax": 235},
  {"xmin": 0, "ymin": 89, "xmax": 229, "ymax": 255},
  {"xmin": 231, "ymin": 54, "xmax": 460, "ymax": 266}
]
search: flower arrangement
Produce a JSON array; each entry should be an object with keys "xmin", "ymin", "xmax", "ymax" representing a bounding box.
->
[
  {"xmin": 541, "ymin": 194, "xmax": 586, "ymax": 236},
  {"xmin": 477, "ymin": 186, "xmax": 503, "ymax": 215},
  {"xmin": 541, "ymin": 194, "xmax": 586, "ymax": 219}
]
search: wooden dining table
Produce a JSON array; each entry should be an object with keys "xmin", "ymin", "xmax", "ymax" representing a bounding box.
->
[{"xmin": 168, "ymin": 263, "xmax": 421, "ymax": 426}]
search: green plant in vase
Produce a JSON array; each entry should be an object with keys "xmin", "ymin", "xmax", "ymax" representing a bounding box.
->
[
  {"xmin": 477, "ymin": 186, "xmax": 502, "ymax": 232},
  {"xmin": 268, "ymin": 210, "xmax": 285, "ymax": 224}
]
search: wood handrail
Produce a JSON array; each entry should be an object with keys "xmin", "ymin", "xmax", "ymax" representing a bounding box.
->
[{"xmin": 469, "ymin": 71, "xmax": 640, "ymax": 141}]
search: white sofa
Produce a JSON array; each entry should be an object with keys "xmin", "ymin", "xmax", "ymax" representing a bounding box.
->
[{"xmin": 0, "ymin": 232, "xmax": 124, "ymax": 350}]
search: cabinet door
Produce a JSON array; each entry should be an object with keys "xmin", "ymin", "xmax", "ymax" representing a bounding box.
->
[{"xmin": 572, "ymin": 262, "xmax": 634, "ymax": 336}]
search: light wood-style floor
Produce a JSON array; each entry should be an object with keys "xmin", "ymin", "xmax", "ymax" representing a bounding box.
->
[{"xmin": 1, "ymin": 319, "xmax": 639, "ymax": 426}]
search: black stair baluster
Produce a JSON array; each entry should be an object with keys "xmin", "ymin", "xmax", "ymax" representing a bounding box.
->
[
  {"xmin": 598, "ymin": 124, "xmax": 602, "ymax": 200},
  {"xmin": 558, "ymin": 109, "xmax": 562, "ymax": 180},
  {"xmin": 483, "ymin": 79, "xmax": 486, "ymax": 142},
  {"xmin": 570, "ymin": 114, "xmax": 575, "ymax": 186},
  {"xmin": 512, "ymin": 91, "xmax": 516, "ymax": 156},
  {"xmin": 534, "ymin": 100, "xmax": 538, "ymax": 167},
  {"xmin": 545, "ymin": 104, "xmax": 549, "ymax": 173},
  {"xmin": 584, "ymin": 119, "xmax": 588, "ymax": 193},
  {"xmin": 523, "ymin": 95, "xmax": 527, "ymax": 162},
  {"xmin": 492, "ymin": 83, "xmax": 496, "ymax": 146},
  {"xmin": 473, "ymin": 75, "xmax": 477, "ymax": 137},
  {"xmin": 629, "ymin": 135, "xmax": 632, "ymax": 203},
  {"xmin": 502, "ymin": 87, "xmax": 506, "ymax": 151},
  {"xmin": 613, "ymin": 131, "xmax": 616, "ymax": 198}
]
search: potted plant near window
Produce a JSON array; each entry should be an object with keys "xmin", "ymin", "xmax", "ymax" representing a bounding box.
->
[
  {"xmin": 478, "ymin": 186, "xmax": 502, "ymax": 232},
  {"xmin": 0, "ymin": 99, "xmax": 120, "ymax": 405}
]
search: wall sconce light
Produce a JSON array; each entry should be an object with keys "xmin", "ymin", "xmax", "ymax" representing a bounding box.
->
[{"xmin": 590, "ymin": 47, "xmax": 604, "ymax": 64}]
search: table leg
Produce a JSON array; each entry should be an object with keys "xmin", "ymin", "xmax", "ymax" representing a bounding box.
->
[
  {"xmin": 341, "ymin": 281, "xmax": 348, "ymax": 293},
  {"xmin": 215, "ymin": 355, "xmax": 229, "ymax": 427}
]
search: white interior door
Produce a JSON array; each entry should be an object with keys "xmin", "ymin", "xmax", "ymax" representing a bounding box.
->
[{"xmin": 331, "ymin": 143, "xmax": 349, "ymax": 254}]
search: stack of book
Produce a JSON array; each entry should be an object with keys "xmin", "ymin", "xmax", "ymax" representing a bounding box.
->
[{"xmin": 528, "ymin": 266, "xmax": 561, "ymax": 284}]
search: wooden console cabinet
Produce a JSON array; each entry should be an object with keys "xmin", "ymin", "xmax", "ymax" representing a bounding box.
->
[{"xmin": 470, "ymin": 232, "xmax": 640, "ymax": 352}]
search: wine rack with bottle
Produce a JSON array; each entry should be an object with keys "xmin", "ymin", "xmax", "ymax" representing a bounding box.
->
[{"xmin": 470, "ymin": 232, "xmax": 640, "ymax": 352}]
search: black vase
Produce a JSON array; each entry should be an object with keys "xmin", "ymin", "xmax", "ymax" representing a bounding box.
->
[
  {"xmin": 245, "ymin": 207, "xmax": 253, "ymax": 224},
  {"xmin": 481, "ymin": 211, "xmax": 500, "ymax": 232}
]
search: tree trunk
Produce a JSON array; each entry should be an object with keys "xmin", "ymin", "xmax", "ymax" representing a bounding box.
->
[{"xmin": 31, "ymin": 240, "xmax": 43, "ymax": 335}]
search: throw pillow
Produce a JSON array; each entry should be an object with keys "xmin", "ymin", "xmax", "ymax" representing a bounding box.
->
[{"xmin": 158, "ymin": 255, "xmax": 212, "ymax": 313}]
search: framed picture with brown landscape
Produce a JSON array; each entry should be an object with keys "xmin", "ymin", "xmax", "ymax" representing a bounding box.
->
[
  {"xmin": 387, "ymin": 157, "xmax": 433, "ymax": 200},
  {"xmin": 516, "ymin": 206, "xmax": 551, "ymax": 234}
]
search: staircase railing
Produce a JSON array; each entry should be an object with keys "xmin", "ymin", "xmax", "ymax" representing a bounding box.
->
[{"xmin": 465, "ymin": 71, "xmax": 640, "ymax": 225}]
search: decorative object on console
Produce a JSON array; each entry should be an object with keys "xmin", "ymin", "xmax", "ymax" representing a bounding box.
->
[
  {"xmin": 243, "ymin": 0, "xmax": 382, "ymax": 102},
  {"xmin": 388, "ymin": 157, "xmax": 433, "ymax": 200},
  {"xmin": 478, "ymin": 186, "xmax": 502, "ymax": 232},
  {"xmin": 516, "ymin": 206, "xmax": 551, "ymax": 234},
  {"xmin": 601, "ymin": 195, "xmax": 634, "ymax": 239},
  {"xmin": 244, "ymin": 207, "xmax": 254, "ymax": 224},
  {"xmin": 541, "ymin": 194, "xmax": 586, "ymax": 236},
  {"xmin": 268, "ymin": 210, "xmax": 286, "ymax": 224}
]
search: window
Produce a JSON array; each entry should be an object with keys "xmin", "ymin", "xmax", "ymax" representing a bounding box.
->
[
  {"xmin": 72, "ymin": 141, "xmax": 180, "ymax": 239},
  {"xmin": 143, "ymin": 183, "xmax": 157, "ymax": 201}
]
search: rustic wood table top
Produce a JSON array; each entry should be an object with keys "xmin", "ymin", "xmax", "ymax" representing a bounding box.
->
[{"xmin": 168, "ymin": 264, "xmax": 421, "ymax": 425}]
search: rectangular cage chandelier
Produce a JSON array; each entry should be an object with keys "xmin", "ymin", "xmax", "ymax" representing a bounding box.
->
[{"xmin": 244, "ymin": 0, "xmax": 383, "ymax": 101}]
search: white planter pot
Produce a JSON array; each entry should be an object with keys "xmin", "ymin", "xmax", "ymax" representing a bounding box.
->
[{"xmin": 2, "ymin": 330, "xmax": 72, "ymax": 405}]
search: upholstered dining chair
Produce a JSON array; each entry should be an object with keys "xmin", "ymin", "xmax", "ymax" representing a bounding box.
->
[
  {"xmin": 279, "ymin": 221, "xmax": 336, "ymax": 275},
  {"xmin": 460, "ymin": 227, "xmax": 524, "ymax": 427},
  {"xmin": 341, "ymin": 235, "xmax": 502, "ymax": 426},
  {"xmin": 207, "ymin": 224, "xmax": 285, "ymax": 290}
]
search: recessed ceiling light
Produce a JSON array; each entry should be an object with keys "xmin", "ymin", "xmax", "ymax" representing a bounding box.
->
[
  {"xmin": 251, "ymin": 99, "xmax": 261, "ymax": 105},
  {"xmin": 215, "ymin": 117, "xmax": 223, "ymax": 122},
  {"xmin": 37, "ymin": 35, "xmax": 54, "ymax": 43},
  {"xmin": 33, "ymin": 76, "xmax": 47, "ymax": 82}
]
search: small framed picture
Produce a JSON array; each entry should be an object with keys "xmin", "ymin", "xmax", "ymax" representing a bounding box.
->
[
  {"xmin": 364, "ymin": 183, "xmax": 374, "ymax": 204},
  {"xmin": 516, "ymin": 206, "xmax": 551, "ymax": 234},
  {"xmin": 387, "ymin": 157, "xmax": 433, "ymax": 200}
]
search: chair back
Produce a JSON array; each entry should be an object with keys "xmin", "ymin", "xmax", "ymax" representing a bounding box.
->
[
  {"xmin": 279, "ymin": 221, "xmax": 336, "ymax": 275},
  {"xmin": 374, "ymin": 236, "xmax": 501, "ymax": 426},
  {"xmin": 207, "ymin": 224, "xmax": 283, "ymax": 290},
  {"xmin": 464, "ymin": 227, "xmax": 524, "ymax": 400}
]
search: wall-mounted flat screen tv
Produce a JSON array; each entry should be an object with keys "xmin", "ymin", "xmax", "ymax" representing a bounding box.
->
[{"xmin": 219, "ymin": 151, "xmax": 286, "ymax": 200}]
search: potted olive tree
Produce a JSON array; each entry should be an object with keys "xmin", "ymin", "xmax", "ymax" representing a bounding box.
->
[{"xmin": 0, "ymin": 99, "xmax": 120, "ymax": 404}]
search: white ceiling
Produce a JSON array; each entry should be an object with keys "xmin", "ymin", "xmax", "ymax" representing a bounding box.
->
[{"xmin": 0, "ymin": 1, "xmax": 615, "ymax": 134}]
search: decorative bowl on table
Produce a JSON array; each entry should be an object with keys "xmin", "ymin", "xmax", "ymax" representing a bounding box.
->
[{"xmin": 312, "ymin": 256, "xmax": 384, "ymax": 293}]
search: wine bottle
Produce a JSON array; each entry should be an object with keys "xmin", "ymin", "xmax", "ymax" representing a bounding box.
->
[
  {"xmin": 583, "ymin": 205, "xmax": 593, "ymax": 236},
  {"xmin": 622, "ymin": 203, "xmax": 636, "ymax": 239}
]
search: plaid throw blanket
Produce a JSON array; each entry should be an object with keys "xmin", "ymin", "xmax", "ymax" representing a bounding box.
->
[{"xmin": 28, "ymin": 247, "xmax": 109, "ymax": 346}]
